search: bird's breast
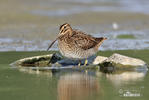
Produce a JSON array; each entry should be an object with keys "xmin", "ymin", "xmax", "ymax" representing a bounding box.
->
[{"xmin": 58, "ymin": 39, "xmax": 97, "ymax": 59}]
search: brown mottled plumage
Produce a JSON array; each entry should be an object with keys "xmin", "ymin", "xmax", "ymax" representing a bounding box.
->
[{"xmin": 47, "ymin": 23, "xmax": 107, "ymax": 60}]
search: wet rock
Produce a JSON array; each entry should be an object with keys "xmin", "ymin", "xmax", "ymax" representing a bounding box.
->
[
  {"xmin": 93, "ymin": 56, "xmax": 108, "ymax": 65},
  {"xmin": 56, "ymin": 55, "xmax": 96, "ymax": 66},
  {"xmin": 11, "ymin": 54, "xmax": 53, "ymax": 67},
  {"xmin": 49, "ymin": 53, "xmax": 63, "ymax": 64},
  {"xmin": 100, "ymin": 53, "xmax": 148, "ymax": 70},
  {"xmin": 10, "ymin": 52, "xmax": 148, "ymax": 72}
]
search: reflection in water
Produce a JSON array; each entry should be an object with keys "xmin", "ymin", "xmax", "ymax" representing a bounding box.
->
[
  {"xmin": 106, "ymin": 71, "xmax": 146, "ymax": 86},
  {"xmin": 105, "ymin": 71, "xmax": 147, "ymax": 97},
  {"xmin": 96, "ymin": 70, "xmax": 147, "ymax": 97},
  {"xmin": 14, "ymin": 63, "xmax": 148, "ymax": 98},
  {"xmin": 57, "ymin": 73, "xmax": 100, "ymax": 100}
]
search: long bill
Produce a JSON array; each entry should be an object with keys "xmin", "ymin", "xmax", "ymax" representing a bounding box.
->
[
  {"xmin": 46, "ymin": 33, "xmax": 64, "ymax": 51},
  {"xmin": 46, "ymin": 37, "xmax": 58, "ymax": 51}
]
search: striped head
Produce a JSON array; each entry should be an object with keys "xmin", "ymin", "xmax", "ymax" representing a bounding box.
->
[{"xmin": 58, "ymin": 23, "xmax": 73, "ymax": 37}]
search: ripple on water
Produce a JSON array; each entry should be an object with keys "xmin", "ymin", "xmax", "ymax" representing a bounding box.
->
[{"xmin": 0, "ymin": 37, "xmax": 149, "ymax": 51}]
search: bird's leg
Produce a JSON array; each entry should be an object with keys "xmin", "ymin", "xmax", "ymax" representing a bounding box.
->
[
  {"xmin": 84, "ymin": 58, "xmax": 88, "ymax": 66},
  {"xmin": 78, "ymin": 60, "xmax": 81, "ymax": 67}
]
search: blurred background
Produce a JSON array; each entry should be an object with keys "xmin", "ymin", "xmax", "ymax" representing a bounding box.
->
[
  {"xmin": 0, "ymin": 1, "xmax": 149, "ymax": 100},
  {"xmin": 0, "ymin": 0, "xmax": 149, "ymax": 51}
]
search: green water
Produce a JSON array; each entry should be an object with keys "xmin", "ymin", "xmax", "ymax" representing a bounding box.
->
[{"xmin": 0, "ymin": 50, "xmax": 149, "ymax": 100}]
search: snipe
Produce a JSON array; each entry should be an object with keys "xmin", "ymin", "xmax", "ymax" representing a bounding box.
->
[{"xmin": 47, "ymin": 23, "xmax": 107, "ymax": 66}]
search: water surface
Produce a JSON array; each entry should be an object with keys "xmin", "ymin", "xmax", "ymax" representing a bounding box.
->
[{"xmin": 0, "ymin": 50, "xmax": 148, "ymax": 100}]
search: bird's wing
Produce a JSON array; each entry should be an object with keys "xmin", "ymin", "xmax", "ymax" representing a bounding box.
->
[{"xmin": 72, "ymin": 30, "xmax": 102, "ymax": 50}]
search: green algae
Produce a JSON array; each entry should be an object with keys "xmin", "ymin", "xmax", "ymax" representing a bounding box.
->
[{"xmin": 116, "ymin": 34, "xmax": 136, "ymax": 39}]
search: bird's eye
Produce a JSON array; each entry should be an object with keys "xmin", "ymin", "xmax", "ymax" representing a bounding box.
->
[{"xmin": 64, "ymin": 26, "xmax": 66, "ymax": 29}]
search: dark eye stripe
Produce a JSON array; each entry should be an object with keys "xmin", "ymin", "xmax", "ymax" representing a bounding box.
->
[
  {"xmin": 59, "ymin": 23, "xmax": 71, "ymax": 34},
  {"xmin": 60, "ymin": 27, "xmax": 67, "ymax": 33},
  {"xmin": 63, "ymin": 28, "xmax": 68, "ymax": 33},
  {"xmin": 60, "ymin": 23, "xmax": 68, "ymax": 30}
]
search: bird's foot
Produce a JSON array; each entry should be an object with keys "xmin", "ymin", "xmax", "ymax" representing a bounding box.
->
[
  {"xmin": 78, "ymin": 62, "xmax": 81, "ymax": 67},
  {"xmin": 84, "ymin": 59, "xmax": 88, "ymax": 66}
]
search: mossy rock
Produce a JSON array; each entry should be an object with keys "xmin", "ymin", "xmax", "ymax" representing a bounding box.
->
[
  {"xmin": 11, "ymin": 54, "xmax": 53, "ymax": 67},
  {"xmin": 10, "ymin": 52, "xmax": 148, "ymax": 73}
]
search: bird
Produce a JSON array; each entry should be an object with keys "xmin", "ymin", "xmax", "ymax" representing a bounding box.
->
[{"xmin": 47, "ymin": 23, "xmax": 107, "ymax": 66}]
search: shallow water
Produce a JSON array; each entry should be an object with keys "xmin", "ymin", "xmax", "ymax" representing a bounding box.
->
[
  {"xmin": 0, "ymin": 0, "xmax": 149, "ymax": 51},
  {"xmin": 0, "ymin": 50, "xmax": 149, "ymax": 100}
]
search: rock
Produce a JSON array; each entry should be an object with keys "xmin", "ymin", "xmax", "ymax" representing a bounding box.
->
[
  {"xmin": 10, "ymin": 54, "xmax": 53, "ymax": 67},
  {"xmin": 56, "ymin": 55, "xmax": 96, "ymax": 66},
  {"xmin": 93, "ymin": 56, "xmax": 108, "ymax": 65},
  {"xmin": 100, "ymin": 53, "xmax": 148, "ymax": 70},
  {"xmin": 10, "ymin": 52, "xmax": 148, "ymax": 72},
  {"xmin": 49, "ymin": 53, "xmax": 63, "ymax": 64}
]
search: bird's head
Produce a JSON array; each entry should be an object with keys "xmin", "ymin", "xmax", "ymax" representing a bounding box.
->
[
  {"xmin": 58, "ymin": 23, "xmax": 73, "ymax": 38},
  {"xmin": 46, "ymin": 23, "xmax": 72, "ymax": 51}
]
